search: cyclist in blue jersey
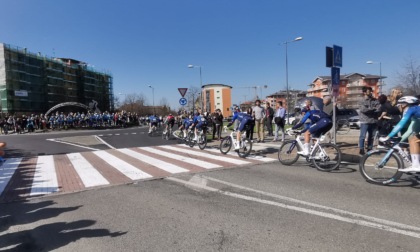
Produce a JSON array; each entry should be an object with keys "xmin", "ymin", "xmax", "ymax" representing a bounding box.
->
[
  {"xmin": 292, "ymin": 108, "xmax": 333, "ymax": 156},
  {"xmin": 148, "ymin": 115, "xmax": 159, "ymax": 133},
  {"xmin": 226, "ymin": 112, "xmax": 253, "ymax": 150},
  {"xmin": 192, "ymin": 110, "xmax": 208, "ymax": 141},
  {"xmin": 379, "ymin": 96, "xmax": 420, "ymax": 172}
]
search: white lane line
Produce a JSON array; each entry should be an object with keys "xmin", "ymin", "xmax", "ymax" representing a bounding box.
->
[
  {"xmin": 194, "ymin": 146, "xmax": 277, "ymax": 162},
  {"xmin": 46, "ymin": 139, "xmax": 100, "ymax": 151},
  {"xmin": 66, "ymin": 153, "xmax": 109, "ymax": 187},
  {"xmin": 93, "ymin": 150, "xmax": 152, "ymax": 180},
  {"xmin": 168, "ymin": 176, "xmax": 420, "ymax": 239},
  {"xmin": 162, "ymin": 145, "xmax": 250, "ymax": 165},
  {"xmin": 0, "ymin": 158, "xmax": 23, "ymax": 196},
  {"xmin": 140, "ymin": 147, "xmax": 221, "ymax": 169},
  {"xmin": 94, "ymin": 135, "xmax": 116, "ymax": 149},
  {"xmin": 118, "ymin": 148, "xmax": 189, "ymax": 173},
  {"xmin": 30, "ymin": 156, "xmax": 59, "ymax": 196}
]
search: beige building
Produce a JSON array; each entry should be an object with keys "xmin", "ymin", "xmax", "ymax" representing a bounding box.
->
[{"xmin": 202, "ymin": 84, "xmax": 232, "ymax": 114}]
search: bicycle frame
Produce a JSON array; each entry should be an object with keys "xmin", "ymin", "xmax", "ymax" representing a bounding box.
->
[
  {"xmin": 286, "ymin": 130, "xmax": 325, "ymax": 157},
  {"xmin": 376, "ymin": 142, "xmax": 411, "ymax": 168}
]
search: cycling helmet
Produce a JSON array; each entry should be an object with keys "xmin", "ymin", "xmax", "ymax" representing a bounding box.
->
[{"xmin": 397, "ymin": 96, "xmax": 419, "ymax": 105}]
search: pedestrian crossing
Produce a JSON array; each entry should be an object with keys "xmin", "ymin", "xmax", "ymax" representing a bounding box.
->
[{"xmin": 0, "ymin": 144, "xmax": 276, "ymax": 202}]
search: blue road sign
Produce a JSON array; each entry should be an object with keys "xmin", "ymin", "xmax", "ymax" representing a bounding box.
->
[
  {"xmin": 333, "ymin": 45, "xmax": 342, "ymax": 67},
  {"xmin": 179, "ymin": 97, "xmax": 187, "ymax": 106}
]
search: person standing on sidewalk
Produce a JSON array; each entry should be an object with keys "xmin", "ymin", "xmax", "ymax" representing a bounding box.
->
[
  {"xmin": 265, "ymin": 102, "xmax": 274, "ymax": 137},
  {"xmin": 253, "ymin": 100, "xmax": 265, "ymax": 142},
  {"xmin": 245, "ymin": 107, "xmax": 255, "ymax": 140},
  {"xmin": 211, "ymin": 109, "xmax": 224, "ymax": 140},
  {"xmin": 358, "ymin": 86, "xmax": 381, "ymax": 155},
  {"xmin": 273, "ymin": 101, "xmax": 286, "ymax": 142}
]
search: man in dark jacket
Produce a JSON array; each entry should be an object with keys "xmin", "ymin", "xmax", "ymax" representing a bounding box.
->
[
  {"xmin": 265, "ymin": 102, "xmax": 274, "ymax": 137},
  {"xmin": 358, "ymin": 86, "xmax": 381, "ymax": 155},
  {"xmin": 212, "ymin": 109, "xmax": 224, "ymax": 140}
]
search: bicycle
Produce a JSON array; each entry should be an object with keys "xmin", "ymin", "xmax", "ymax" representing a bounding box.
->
[
  {"xmin": 278, "ymin": 129, "xmax": 342, "ymax": 172},
  {"xmin": 359, "ymin": 137, "xmax": 418, "ymax": 185},
  {"xmin": 219, "ymin": 126, "xmax": 252, "ymax": 158},
  {"xmin": 187, "ymin": 128, "xmax": 208, "ymax": 150},
  {"xmin": 148, "ymin": 125, "xmax": 158, "ymax": 136},
  {"xmin": 162, "ymin": 127, "xmax": 173, "ymax": 140}
]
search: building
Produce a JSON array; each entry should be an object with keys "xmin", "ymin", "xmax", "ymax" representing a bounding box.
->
[
  {"xmin": 265, "ymin": 89, "xmax": 307, "ymax": 111},
  {"xmin": 0, "ymin": 43, "xmax": 113, "ymax": 115},
  {"xmin": 307, "ymin": 73, "xmax": 383, "ymax": 109},
  {"xmin": 202, "ymin": 84, "xmax": 232, "ymax": 114}
]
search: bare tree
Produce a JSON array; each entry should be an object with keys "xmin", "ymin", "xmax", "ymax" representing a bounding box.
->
[
  {"xmin": 119, "ymin": 93, "xmax": 148, "ymax": 114},
  {"xmin": 395, "ymin": 57, "xmax": 420, "ymax": 94},
  {"xmin": 185, "ymin": 86, "xmax": 201, "ymax": 113}
]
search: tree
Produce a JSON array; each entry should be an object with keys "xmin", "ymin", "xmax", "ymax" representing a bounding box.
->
[
  {"xmin": 185, "ymin": 86, "xmax": 201, "ymax": 113},
  {"xmin": 119, "ymin": 93, "xmax": 148, "ymax": 114},
  {"xmin": 395, "ymin": 57, "xmax": 420, "ymax": 94}
]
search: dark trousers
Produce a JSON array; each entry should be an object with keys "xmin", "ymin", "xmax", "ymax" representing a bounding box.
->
[
  {"xmin": 246, "ymin": 122, "xmax": 255, "ymax": 140},
  {"xmin": 212, "ymin": 123, "xmax": 222, "ymax": 139},
  {"xmin": 265, "ymin": 117, "xmax": 273, "ymax": 136}
]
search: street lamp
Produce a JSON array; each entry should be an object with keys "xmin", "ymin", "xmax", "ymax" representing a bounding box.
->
[
  {"xmin": 283, "ymin": 36, "xmax": 303, "ymax": 124},
  {"xmin": 366, "ymin": 60, "xmax": 382, "ymax": 95},
  {"xmin": 188, "ymin": 64, "xmax": 203, "ymax": 113},
  {"xmin": 148, "ymin": 85, "xmax": 155, "ymax": 114}
]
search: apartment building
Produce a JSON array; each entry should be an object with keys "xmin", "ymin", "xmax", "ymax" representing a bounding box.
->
[
  {"xmin": 265, "ymin": 90, "xmax": 307, "ymax": 111},
  {"xmin": 307, "ymin": 73, "xmax": 383, "ymax": 109},
  {"xmin": 0, "ymin": 43, "xmax": 113, "ymax": 115},
  {"xmin": 202, "ymin": 84, "xmax": 232, "ymax": 114}
]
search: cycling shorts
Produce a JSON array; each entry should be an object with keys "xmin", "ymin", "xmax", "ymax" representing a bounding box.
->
[
  {"xmin": 166, "ymin": 118, "xmax": 175, "ymax": 127},
  {"xmin": 238, "ymin": 117, "xmax": 252, "ymax": 132},
  {"xmin": 151, "ymin": 122, "xmax": 158, "ymax": 127},
  {"xmin": 309, "ymin": 118, "xmax": 332, "ymax": 138}
]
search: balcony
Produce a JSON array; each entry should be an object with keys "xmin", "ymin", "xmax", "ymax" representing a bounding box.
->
[{"xmin": 346, "ymin": 82, "xmax": 364, "ymax": 88}]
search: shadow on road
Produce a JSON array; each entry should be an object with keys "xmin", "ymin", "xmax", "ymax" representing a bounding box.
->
[{"xmin": 0, "ymin": 200, "xmax": 127, "ymax": 251}]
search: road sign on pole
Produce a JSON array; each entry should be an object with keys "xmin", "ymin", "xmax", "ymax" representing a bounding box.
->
[
  {"xmin": 179, "ymin": 98, "xmax": 187, "ymax": 106},
  {"xmin": 178, "ymin": 88, "xmax": 188, "ymax": 97},
  {"xmin": 333, "ymin": 45, "xmax": 342, "ymax": 67},
  {"xmin": 331, "ymin": 67, "xmax": 340, "ymax": 97}
]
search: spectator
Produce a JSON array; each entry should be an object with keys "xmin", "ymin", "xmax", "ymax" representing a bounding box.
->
[
  {"xmin": 212, "ymin": 109, "xmax": 224, "ymax": 140},
  {"xmin": 273, "ymin": 101, "xmax": 286, "ymax": 142},
  {"xmin": 265, "ymin": 102, "xmax": 274, "ymax": 137},
  {"xmin": 252, "ymin": 99, "xmax": 265, "ymax": 143},
  {"xmin": 246, "ymin": 107, "xmax": 255, "ymax": 140},
  {"xmin": 358, "ymin": 86, "xmax": 381, "ymax": 155}
]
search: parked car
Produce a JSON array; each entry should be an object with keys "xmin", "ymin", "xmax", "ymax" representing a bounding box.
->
[{"xmin": 348, "ymin": 115, "xmax": 360, "ymax": 129}]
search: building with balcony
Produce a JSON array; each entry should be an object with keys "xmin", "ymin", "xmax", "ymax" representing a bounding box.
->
[
  {"xmin": 202, "ymin": 83, "xmax": 232, "ymax": 114},
  {"xmin": 266, "ymin": 89, "xmax": 307, "ymax": 111},
  {"xmin": 307, "ymin": 73, "xmax": 384, "ymax": 109},
  {"xmin": 0, "ymin": 43, "xmax": 113, "ymax": 115}
]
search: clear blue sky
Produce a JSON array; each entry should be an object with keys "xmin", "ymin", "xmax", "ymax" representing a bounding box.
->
[{"xmin": 1, "ymin": 0, "xmax": 419, "ymax": 110}]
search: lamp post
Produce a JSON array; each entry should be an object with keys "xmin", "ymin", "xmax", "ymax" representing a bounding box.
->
[
  {"xmin": 148, "ymin": 85, "xmax": 155, "ymax": 114},
  {"xmin": 188, "ymin": 64, "xmax": 203, "ymax": 113},
  {"xmin": 366, "ymin": 60, "xmax": 382, "ymax": 95},
  {"xmin": 283, "ymin": 36, "xmax": 303, "ymax": 124}
]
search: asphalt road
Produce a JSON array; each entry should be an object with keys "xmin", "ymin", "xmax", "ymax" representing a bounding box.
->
[{"xmin": 2, "ymin": 161, "xmax": 420, "ymax": 251}]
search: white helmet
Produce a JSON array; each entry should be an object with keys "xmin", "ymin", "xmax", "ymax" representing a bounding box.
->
[{"xmin": 397, "ymin": 96, "xmax": 419, "ymax": 105}]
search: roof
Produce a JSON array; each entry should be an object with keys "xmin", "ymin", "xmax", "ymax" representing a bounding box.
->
[{"xmin": 202, "ymin": 83, "xmax": 232, "ymax": 89}]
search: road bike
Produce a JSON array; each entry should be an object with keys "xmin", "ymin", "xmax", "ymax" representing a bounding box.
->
[
  {"xmin": 220, "ymin": 126, "xmax": 252, "ymax": 158},
  {"xmin": 148, "ymin": 125, "xmax": 158, "ymax": 136},
  {"xmin": 187, "ymin": 127, "xmax": 207, "ymax": 150},
  {"xmin": 336, "ymin": 118, "xmax": 350, "ymax": 135},
  {"xmin": 162, "ymin": 126, "xmax": 173, "ymax": 140},
  {"xmin": 278, "ymin": 129, "xmax": 342, "ymax": 172},
  {"xmin": 359, "ymin": 137, "xmax": 420, "ymax": 185}
]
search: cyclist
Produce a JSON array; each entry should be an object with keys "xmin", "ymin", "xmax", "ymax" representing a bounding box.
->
[
  {"xmin": 379, "ymin": 96, "xmax": 420, "ymax": 173},
  {"xmin": 291, "ymin": 108, "xmax": 333, "ymax": 156},
  {"xmin": 184, "ymin": 115, "xmax": 195, "ymax": 138},
  {"xmin": 192, "ymin": 110, "xmax": 207, "ymax": 141},
  {"xmin": 226, "ymin": 112, "xmax": 253, "ymax": 150},
  {"xmin": 163, "ymin": 113, "xmax": 176, "ymax": 135},
  {"xmin": 148, "ymin": 114, "xmax": 159, "ymax": 133}
]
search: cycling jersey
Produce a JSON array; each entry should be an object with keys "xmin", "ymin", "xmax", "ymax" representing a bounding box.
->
[
  {"xmin": 230, "ymin": 112, "xmax": 252, "ymax": 132},
  {"xmin": 293, "ymin": 110, "xmax": 332, "ymax": 137},
  {"xmin": 387, "ymin": 106, "xmax": 420, "ymax": 141},
  {"xmin": 149, "ymin": 116, "xmax": 159, "ymax": 126}
]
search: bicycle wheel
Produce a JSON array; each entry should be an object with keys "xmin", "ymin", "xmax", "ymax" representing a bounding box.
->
[
  {"xmin": 336, "ymin": 119, "xmax": 350, "ymax": 135},
  {"xmin": 311, "ymin": 143, "xmax": 342, "ymax": 171},
  {"xmin": 198, "ymin": 134, "xmax": 207, "ymax": 150},
  {"xmin": 359, "ymin": 149, "xmax": 403, "ymax": 185},
  {"xmin": 220, "ymin": 137, "xmax": 232, "ymax": 154},
  {"xmin": 237, "ymin": 139, "xmax": 252, "ymax": 158},
  {"xmin": 187, "ymin": 132, "xmax": 195, "ymax": 147},
  {"xmin": 278, "ymin": 140, "xmax": 300, "ymax": 165}
]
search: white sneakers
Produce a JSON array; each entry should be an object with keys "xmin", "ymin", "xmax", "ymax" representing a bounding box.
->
[
  {"xmin": 297, "ymin": 143, "xmax": 310, "ymax": 156},
  {"xmin": 398, "ymin": 166, "xmax": 420, "ymax": 173}
]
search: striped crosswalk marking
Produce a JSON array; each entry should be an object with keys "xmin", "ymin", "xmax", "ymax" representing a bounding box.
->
[
  {"xmin": 93, "ymin": 150, "xmax": 153, "ymax": 180},
  {"xmin": 0, "ymin": 158, "xmax": 23, "ymax": 195},
  {"xmin": 139, "ymin": 147, "xmax": 221, "ymax": 169},
  {"xmin": 195, "ymin": 146, "xmax": 277, "ymax": 162},
  {"xmin": 30, "ymin": 155, "xmax": 59, "ymax": 196},
  {"xmin": 117, "ymin": 148, "xmax": 189, "ymax": 174},
  {"xmin": 67, "ymin": 153, "xmax": 109, "ymax": 187},
  {"xmin": 162, "ymin": 145, "xmax": 251, "ymax": 165}
]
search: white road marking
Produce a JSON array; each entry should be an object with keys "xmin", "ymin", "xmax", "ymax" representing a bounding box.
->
[
  {"xmin": 46, "ymin": 139, "xmax": 100, "ymax": 151},
  {"xmin": 30, "ymin": 156, "xmax": 59, "ymax": 196},
  {"xmin": 195, "ymin": 146, "xmax": 277, "ymax": 162},
  {"xmin": 66, "ymin": 153, "xmax": 109, "ymax": 187},
  {"xmin": 169, "ymin": 175, "xmax": 420, "ymax": 239},
  {"xmin": 162, "ymin": 145, "xmax": 250, "ymax": 165},
  {"xmin": 139, "ymin": 147, "xmax": 221, "ymax": 169},
  {"xmin": 94, "ymin": 135, "xmax": 116, "ymax": 149},
  {"xmin": 118, "ymin": 148, "xmax": 188, "ymax": 173},
  {"xmin": 0, "ymin": 158, "xmax": 23, "ymax": 195},
  {"xmin": 93, "ymin": 150, "xmax": 152, "ymax": 180}
]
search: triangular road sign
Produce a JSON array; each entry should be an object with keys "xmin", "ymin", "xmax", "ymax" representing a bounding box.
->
[{"xmin": 178, "ymin": 88, "xmax": 188, "ymax": 97}]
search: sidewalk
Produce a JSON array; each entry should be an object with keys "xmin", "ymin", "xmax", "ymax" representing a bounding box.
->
[{"xmin": 211, "ymin": 130, "xmax": 362, "ymax": 164}]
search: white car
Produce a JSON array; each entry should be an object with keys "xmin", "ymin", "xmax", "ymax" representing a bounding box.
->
[{"xmin": 348, "ymin": 115, "xmax": 360, "ymax": 129}]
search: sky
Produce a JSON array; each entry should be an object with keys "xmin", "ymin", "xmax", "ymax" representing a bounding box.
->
[{"xmin": 1, "ymin": 0, "xmax": 420, "ymax": 110}]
